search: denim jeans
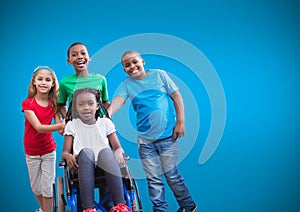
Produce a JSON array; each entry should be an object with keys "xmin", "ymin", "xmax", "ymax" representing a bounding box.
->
[
  {"xmin": 138, "ymin": 137, "xmax": 195, "ymax": 212},
  {"xmin": 77, "ymin": 148, "xmax": 124, "ymax": 210}
]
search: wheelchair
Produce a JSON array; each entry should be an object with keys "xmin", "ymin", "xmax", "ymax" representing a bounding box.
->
[
  {"xmin": 53, "ymin": 88, "xmax": 143, "ymax": 212},
  {"xmin": 54, "ymin": 156, "xmax": 143, "ymax": 212}
]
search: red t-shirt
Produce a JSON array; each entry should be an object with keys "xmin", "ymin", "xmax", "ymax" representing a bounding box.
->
[{"xmin": 22, "ymin": 98, "xmax": 56, "ymax": 155}]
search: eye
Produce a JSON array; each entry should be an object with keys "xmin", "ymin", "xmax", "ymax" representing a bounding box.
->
[{"xmin": 88, "ymin": 101, "xmax": 95, "ymax": 106}]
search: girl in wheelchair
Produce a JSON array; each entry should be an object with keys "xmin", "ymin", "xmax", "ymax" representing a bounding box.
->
[{"xmin": 62, "ymin": 88, "xmax": 131, "ymax": 212}]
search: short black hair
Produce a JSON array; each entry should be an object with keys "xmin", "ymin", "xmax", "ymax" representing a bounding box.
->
[{"xmin": 67, "ymin": 42, "xmax": 86, "ymax": 58}]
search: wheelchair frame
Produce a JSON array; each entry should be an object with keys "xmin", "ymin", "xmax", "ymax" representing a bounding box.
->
[
  {"xmin": 52, "ymin": 89, "xmax": 142, "ymax": 211},
  {"xmin": 54, "ymin": 158, "xmax": 143, "ymax": 212}
]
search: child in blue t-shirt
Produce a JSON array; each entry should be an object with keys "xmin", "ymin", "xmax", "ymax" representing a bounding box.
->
[{"xmin": 109, "ymin": 50, "xmax": 197, "ymax": 212}]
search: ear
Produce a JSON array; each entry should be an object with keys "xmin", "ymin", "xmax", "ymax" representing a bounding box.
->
[
  {"xmin": 67, "ymin": 58, "xmax": 71, "ymax": 65},
  {"xmin": 142, "ymin": 59, "xmax": 145, "ymax": 66}
]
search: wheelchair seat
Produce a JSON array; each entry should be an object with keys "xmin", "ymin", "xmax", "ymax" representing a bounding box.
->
[{"xmin": 56, "ymin": 157, "xmax": 143, "ymax": 212}]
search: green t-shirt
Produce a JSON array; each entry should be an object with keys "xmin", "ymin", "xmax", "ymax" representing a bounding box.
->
[{"xmin": 58, "ymin": 73, "xmax": 109, "ymax": 106}]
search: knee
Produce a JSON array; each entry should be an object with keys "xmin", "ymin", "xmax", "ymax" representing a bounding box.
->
[
  {"xmin": 97, "ymin": 148, "xmax": 114, "ymax": 162},
  {"xmin": 78, "ymin": 148, "xmax": 95, "ymax": 163}
]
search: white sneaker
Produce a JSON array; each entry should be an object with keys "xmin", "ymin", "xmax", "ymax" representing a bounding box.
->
[{"xmin": 35, "ymin": 208, "xmax": 44, "ymax": 212}]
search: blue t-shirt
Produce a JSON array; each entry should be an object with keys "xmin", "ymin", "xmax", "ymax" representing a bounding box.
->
[{"xmin": 115, "ymin": 69, "xmax": 178, "ymax": 140}]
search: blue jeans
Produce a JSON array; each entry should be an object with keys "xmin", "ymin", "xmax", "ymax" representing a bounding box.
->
[
  {"xmin": 138, "ymin": 137, "xmax": 195, "ymax": 212},
  {"xmin": 77, "ymin": 148, "xmax": 124, "ymax": 210}
]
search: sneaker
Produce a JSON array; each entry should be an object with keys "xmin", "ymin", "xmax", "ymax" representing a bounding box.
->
[
  {"xmin": 177, "ymin": 204, "xmax": 197, "ymax": 212},
  {"xmin": 110, "ymin": 203, "xmax": 132, "ymax": 212},
  {"xmin": 83, "ymin": 208, "xmax": 97, "ymax": 212},
  {"xmin": 35, "ymin": 208, "xmax": 43, "ymax": 212}
]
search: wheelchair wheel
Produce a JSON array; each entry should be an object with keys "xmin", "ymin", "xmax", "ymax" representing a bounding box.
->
[
  {"xmin": 53, "ymin": 183, "xmax": 57, "ymax": 212},
  {"xmin": 57, "ymin": 176, "xmax": 66, "ymax": 212},
  {"xmin": 130, "ymin": 178, "xmax": 143, "ymax": 212}
]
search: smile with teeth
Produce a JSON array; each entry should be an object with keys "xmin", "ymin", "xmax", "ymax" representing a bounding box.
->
[
  {"xmin": 77, "ymin": 60, "xmax": 86, "ymax": 67},
  {"xmin": 39, "ymin": 86, "xmax": 48, "ymax": 90},
  {"xmin": 130, "ymin": 69, "xmax": 139, "ymax": 74}
]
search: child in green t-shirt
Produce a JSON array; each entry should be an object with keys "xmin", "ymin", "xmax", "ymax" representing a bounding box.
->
[{"xmin": 58, "ymin": 42, "xmax": 110, "ymax": 118}]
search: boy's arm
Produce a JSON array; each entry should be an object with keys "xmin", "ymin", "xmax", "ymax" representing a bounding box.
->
[
  {"xmin": 58, "ymin": 103, "xmax": 67, "ymax": 119},
  {"xmin": 103, "ymin": 100, "xmax": 111, "ymax": 110},
  {"xmin": 107, "ymin": 96, "xmax": 125, "ymax": 117},
  {"xmin": 170, "ymin": 90, "xmax": 185, "ymax": 141}
]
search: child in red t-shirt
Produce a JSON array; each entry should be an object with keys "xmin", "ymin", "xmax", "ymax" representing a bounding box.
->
[{"xmin": 22, "ymin": 66, "xmax": 64, "ymax": 212}]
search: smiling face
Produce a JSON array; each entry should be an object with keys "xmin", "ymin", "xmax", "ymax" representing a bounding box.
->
[
  {"xmin": 75, "ymin": 92, "xmax": 99, "ymax": 125},
  {"xmin": 67, "ymin": 44, "xmax": 91, "ymax": 75},
  {"xmin": 33, "ymin": 69, "xmax": 54, "ymax": 95},
  {"xmin": 122, "ymin": 52, "xmax": 146, "ymax": 80}
]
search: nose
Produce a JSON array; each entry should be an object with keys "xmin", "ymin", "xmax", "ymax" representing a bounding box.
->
[
  {"xmin": 130, "ymin": 63, "xmax": 135, "ymax": 69},
  {"xmin": 83, "ymin": 104, "xmax": 88, "ymax": 109}
]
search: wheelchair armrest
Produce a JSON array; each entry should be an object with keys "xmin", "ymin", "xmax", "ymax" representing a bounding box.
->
[
  {"xmin": 124, "ymin": 155, "xmax": 130, "ymax": 161},
  {"xmin": 59, "ymin": 156, "xmax": 129, "ymax": 167},
  {"xmin": 59, "ymin": 160, "xmax": 67, "ymax": 167}
]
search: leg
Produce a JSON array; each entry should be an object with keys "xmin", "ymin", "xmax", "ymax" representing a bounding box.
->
[
  {"xmin": 35, "ymin": 195, "xmax": 44, "ymax": 210},
  {"xmin": 26, "ymin": 154, "xmax": 43, "ymax": 210},
  {"xmin": 99, "ymin": 186, "xmax": 114, "ymax": 210},
  {"xmin": 159, "ymin": 138, "xmax": 195, "ymax": 209},
  {"xmin": 42, "ymin": 196, "xmax": 53, "ymax": 212},
  {"xmin": 78, "ymin": 148, "xmax": 96, "ymax": 210},
  {"xmin": 138, "ymin": 139, "xmax": 168, "ymax": 212},
  {"xmin": 97, "ymin": 148, "xmax": 125, "ymax": 205},
  {"xmin": 40, "ymin": 151, "xmax": 56, "ymax": 212}
]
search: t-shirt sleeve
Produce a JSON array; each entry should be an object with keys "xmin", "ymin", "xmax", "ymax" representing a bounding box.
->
[
  {"xmin": 104, "ymin": 118, "xmax": 116, "ymax": 136},
  {"xmin": 58, "ymin": 80, "xmax": 67, "ymax": 104},
  {"xmin": 22, "ymin": 99, "xmax": 32, "ymax": 112},
  {"xmin": 160, "ymin": 70, "xmax": 178, "ymax": 94},
  {"xmin": 101, "ymin": 77, "xmax": 109, "ymax": 102},
  {"xmin": 64, "ymin": 121, "xmax": 75, "ymax": 136}
]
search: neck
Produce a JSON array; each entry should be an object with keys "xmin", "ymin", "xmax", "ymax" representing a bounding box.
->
[
  {"xmin": 34, "ymin": 93, "xmax": 49, "ymax": 107},
  {"xmin": 134, "ymin": 70, "xmax": 148, "ymax": 80},
  {"xmin": 76, "ymin": 69, "xmax": 89, "ymax": 77},
  {"xmin": 80, "ymin": 118, "xmax": 97, "ymax": 125},
  {"xmin": 34, "ymin": 92, "xmax": 49, "ymax": 101}
]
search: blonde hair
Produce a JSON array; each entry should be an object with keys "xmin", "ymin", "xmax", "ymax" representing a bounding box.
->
[{"xmin": 26, "ymin": 66, "xmax": 59, "ymax": 113}]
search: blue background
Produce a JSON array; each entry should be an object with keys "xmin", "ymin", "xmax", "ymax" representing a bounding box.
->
[{"xmin": 1, "ymin": 0, "xmax": 300, "ymax": 211}]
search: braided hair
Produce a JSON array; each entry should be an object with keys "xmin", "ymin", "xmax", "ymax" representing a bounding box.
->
[{"xmin": 65, "ymin": 88, "xmax": 109, "ymax": 123}]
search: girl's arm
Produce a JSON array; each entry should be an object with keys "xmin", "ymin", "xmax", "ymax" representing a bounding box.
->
[
  {"xmin": 62, "ymin": 135, "xmax": 78, "ymax": 173},
  {"xmin": 54, "ymin": 113, "xmax": 65, "ymax": 135},
  {"xmin": 24, "ymin": 110, "xmax": 64, "ymax": 133},
  {"xmin": 108, "ymin": 132, "xmax": 125, "ymax": 165},
  {"xmin": 170, "ymin": 90, "xmax": 185, "ymax": 141}
]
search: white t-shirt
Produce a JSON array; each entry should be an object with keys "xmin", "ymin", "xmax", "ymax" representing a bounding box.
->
[{"xmin": 64, "ymin": 117, "xmax": 116, "ymax": 157}]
